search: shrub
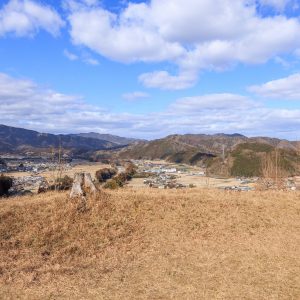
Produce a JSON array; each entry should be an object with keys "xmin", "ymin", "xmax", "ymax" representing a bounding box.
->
[
  {"xmin": 114, "ymin": 172, "xmax": 128, "ymax": 184},
  {"xmin": 103, "ymin": 179, "xmax": 119, "ymax": 190},
  {"xmin": 132, "ymin": 172, "xmax": 152, "ymax": 178},
  {"xmin": 49, "ymin": 175, "xmax": 73, "ymax": 191},
  {"xmin": 56, "ymin": 175, "xmax": 73, "ymax": 190},
  {"xmin": 95, "ymin": 168, "xmax": 117, "ymax": 183},
  {"xmin": 125, "ymin": 163, "xmax": 137, "ymax": 177},
  {"xmin": 0, "ymin": 158, "xmax": 7, "ymax": 166},
  {"xmin": 114, "ymin": 178, "xmax": 124, "ymax": 187},
  {"xmin": 0, "ymin": 175, "xmax": 13, "ymax": 196},
  {"xmin": 102, "ymin": 163, "xmax": 137, "ymax": 189}
]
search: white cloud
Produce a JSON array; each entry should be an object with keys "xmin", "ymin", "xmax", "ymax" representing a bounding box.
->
[
  {"xmin": 83, "ymin": 57, "xmax": 99, "ymax": 65},
  {"xmin": 0, "ymin": 72, "xmax": 86, "ymax": 114},
  {"xmin": 273, "ymin": 56, "xmax": 291, "ymax": 68},
  {"xmin": 82, "ymin": 0, "xmax": 99, "ymax": 6},
  {"xmin": 139, "ymin": 71, "xmax": 197, "ymax": 90},
  {"xmin": 64, "ymin": 49, "xmax": 99, "ymax": 65},
  {"xmin": 0, "ymin": 72, "xmax": 146, "ymax": 135},
  {"xmin": 258, "ymin": 0, "xmax": 292, "ymax": 11},
  {"xmin": 295, "ymin": 49, "xmax": 300, "ymax": 57},
  {"xmin": 67, "ymin": 4, "xmax": 184, "ymax": 63},
  {"xmin": 63, "ymin": 0, "xmax": 100, "ymax": 11},
  {"xmin": 248, "ymin": 73, "xmax": 300, "ymax": 99},
  {"xmin": 122, "ymin": 91, "xmax": 149, "ymax": 101},
  {"xmin": 65, "ymin": 0, "xmax": 300, "ymax": 90},
  {"xmin": 0, "ymin": 0, "xmax": 64, "ymax": 37},
  {"xmin": 0, "ymin": 72, "xmax": 299, "ymax": 139},
  {"xmin": 64, "ymin": 49, "xmax": 79, "ymax": 61},
  {"xmin": 81, "ymin": 51, "xmax": 100, "ymax": 65},
  {"xmin": 170, "ymin": 94, "xmax": 261, "ymax": 112}
]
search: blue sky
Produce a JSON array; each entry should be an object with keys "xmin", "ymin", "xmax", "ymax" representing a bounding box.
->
[{"xmin": 0, "ymin": 0, "xmax": 300, "ymax": 139}]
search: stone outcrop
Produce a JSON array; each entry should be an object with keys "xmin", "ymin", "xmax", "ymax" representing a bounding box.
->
[
  {"xmin": 9, "ymin": 176, "xmax": 49, "ymax": 195},
  {"xmin": 70, "ymin": 172, "xmax": 97, "ymax": 199}
]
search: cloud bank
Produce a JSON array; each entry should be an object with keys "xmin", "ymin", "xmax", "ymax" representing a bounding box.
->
[
  {"xmin": 1, "ymin": 72, "xmax": 299, "ymax": 139},
  {"xmin": 0, "ymin": 0, "xmax": 64, "ymax": 37},
  {"xmin": 66, "ymin": 0, "xmax": 300, "ymax": 89},
  {"xmin": 1, "ymin": 0, "xmax": 300, "ymax": 90},
  {"xmin": 249, "ymin": 73, "xmax": 300, "ymax": 99}
]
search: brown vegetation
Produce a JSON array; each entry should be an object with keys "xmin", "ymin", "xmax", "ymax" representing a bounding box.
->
[
  {"xmin": 0, "ymin": 188, "xmax": 299, "ymax": 299},
  {"xmin": 49, "ymin": 175, "xmax": 73, "ymax": 191},
  {"xmin": 103, "ymin": 178, "xmax": 120, "ymax": 189},
  {"xmin": 0, "ymin": 175, "xmax": 12, "ymax": 196},
  {"xmin": 95, "ymin": 167, "xmax": 117, "ymax": 183},
  {"xmin": 103, "ymin": 163, "xmax": 137, "ymax": 189}
]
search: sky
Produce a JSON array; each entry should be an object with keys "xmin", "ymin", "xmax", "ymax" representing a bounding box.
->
[{"xmin": 0, "ymin": 0, "xmax": 300, "ymax": 140}]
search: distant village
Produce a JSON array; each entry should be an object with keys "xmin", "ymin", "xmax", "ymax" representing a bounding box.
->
[
  {"xmin": 0, "ymin": 155, "xmax": 299, "ymax": 197},
  {"xmin": 0, "ymin": 154, "xmax": 72, "ymax": 174},
  {"xmin": 131, "ymin": 160, "xmax": 259, "ymax": 191}
]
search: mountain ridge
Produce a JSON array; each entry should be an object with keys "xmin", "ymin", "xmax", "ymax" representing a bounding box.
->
[
  {"xmin": 0, "ymin": 124, "xmax": 122, "ymax": 154},
  {"xmin": 75, "ymin": 132, "xmax": 143, "ymax": 146},
  {"xmin": 1, "ymin": 124, "xmax": 299, "ymax": 166},
  {"xmin": 102, "ymin": 133, "xmax": 300, "ymax": 177},
  {"xmin": 116, "ymin": 133, "xmax": 299, "ymax": 160}
]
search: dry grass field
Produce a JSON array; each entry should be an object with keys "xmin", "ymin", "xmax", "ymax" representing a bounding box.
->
[
  {"xmin": 127, "ymin": 175, "xmax": 250, "ymax": 189},
  {"xmin": 0, "ymin": 188, "xmax": 299, "ymax": 299}
]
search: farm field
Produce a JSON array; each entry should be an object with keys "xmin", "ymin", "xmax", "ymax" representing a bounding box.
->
[{"xmin": 0, "ymin": 188, "xmax": 299, "ymax": 299}]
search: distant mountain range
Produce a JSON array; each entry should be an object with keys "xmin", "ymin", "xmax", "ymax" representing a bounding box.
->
[
  {"xmin": 116, "ymin": 133, "xmax": 300, "ymax": 160},
  {"xmin": 93, "ymin": 133, "xmax": 300, "ymax": 177},
  {"xmin": 76, "ymin": 132, "xmax": 142, "ymax": 146},
  {"xmin": 1, "ymin": 124, "xmax": 299, "ymax": 177},
  {"xmin": 0, "ymin": 124, "xmax": 136, "ymax": 154}
]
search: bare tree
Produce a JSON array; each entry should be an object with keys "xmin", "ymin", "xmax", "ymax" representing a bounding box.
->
[{"xmin": 260, "ymin": 150, "xmax": 285, "ymax": 190}]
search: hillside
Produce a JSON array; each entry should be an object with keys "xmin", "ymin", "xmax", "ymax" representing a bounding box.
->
[
  {"xmin": 76, "ymin": 132, "xmax": 142, "ymax": 146},
  {"xmin": 0, "ymin": 124, "xmax": 119, "ymax": 154},
  {"xmin": 118, "ymin": 133, "xmax": 299, "ymax": 158},
  {"xmin": 116, "ymin": 134, "xmax": 248, "ymax": 159},
  {"xmin": 228, "ymin": 142, "xmax": 300, "ymax": 177},
  {"xmin": 0, "ymin": 189, "xmax": 299, "ymax": 299},
  {"xmin": 113, "ymin": 134, "xmax": 300, "ymax": 176}
]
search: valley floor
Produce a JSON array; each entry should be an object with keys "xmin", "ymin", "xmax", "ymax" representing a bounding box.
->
[{"xmin": 0, "ymin": 189, "xmax": 299, "ymax": 299}]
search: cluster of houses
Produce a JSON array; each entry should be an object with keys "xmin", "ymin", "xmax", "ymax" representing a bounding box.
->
[
  {"xmin": 259, "ymin": 177, "xmax": 299, "ymax": 191},
  {"xmin": 131, "ymin": 160, "xmax": 188, "ymax": 189},
  {"xmin": 0, "ymin": 155, "xmax": 72, "ymax": 175},
  {"xmin": 143, "ymin": 174, "xmax": 188, "ymax": 189},
  {"xmin": 0, "ymin": 160, "xmax": 6, "ymax": 173},
  {"xmin": 218, "ymin": 185, "xmax": 254, "ymax": 191},
  {"xmin": 132, "ymin": 160, "xmax": 204, "ymax": 175}
]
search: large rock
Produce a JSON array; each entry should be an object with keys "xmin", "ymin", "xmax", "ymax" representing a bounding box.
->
[
  {"xmin": 70, "ymin": 172, "xmax": 97, "ymax": 199},
  {"xmin": 9, "ymin": 176, "xmax": 49, "ymax": 195}
]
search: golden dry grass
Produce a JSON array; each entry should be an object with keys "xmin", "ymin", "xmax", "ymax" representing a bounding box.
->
[
  {"xmin": 127, "ymin": 175, "xmax": 252, "ymax": 189},
  {"xmin": 0, "ymin": 188, "xmax": 299, "ymax": 299}
]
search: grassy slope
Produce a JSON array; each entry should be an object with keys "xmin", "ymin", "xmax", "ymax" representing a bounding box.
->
[
  {"xmin": 0, "ymin": 189, "xmax": 300, "ymax": 299},
  {"xmin": 230, "ymin": 143, "xmax": 300, "ymax": 177}
]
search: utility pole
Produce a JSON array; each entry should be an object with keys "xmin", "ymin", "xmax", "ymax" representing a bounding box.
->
[
  {"xmin": 205, "ymin": 166, "xmax": 210, "ymax": 187},
  {"xmin": 222, "ymin": 144, "xmax": 225, "ymax": 163},
  {"xmin": 275, "ymin": 148, "xmax": 278, "ymax": 187}
]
